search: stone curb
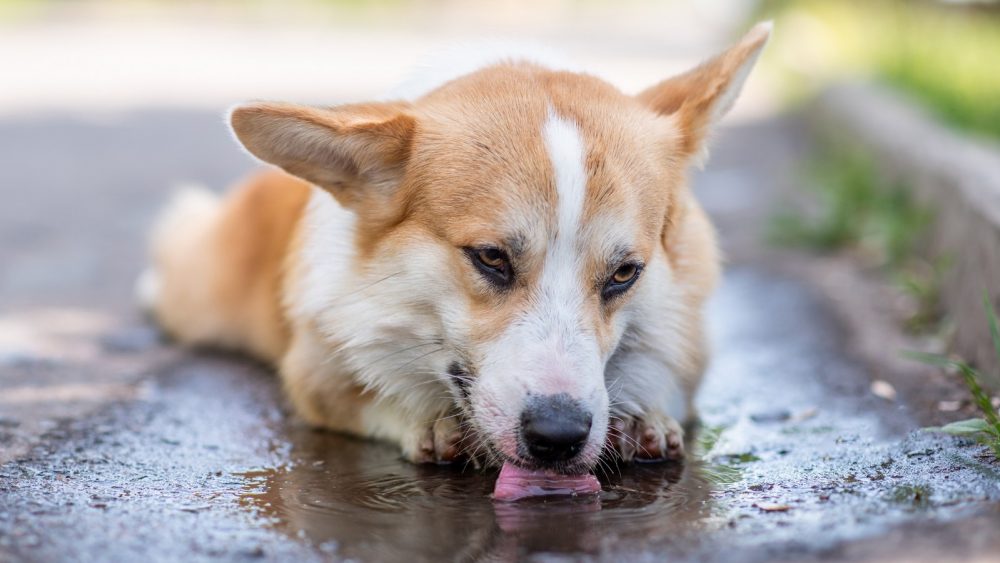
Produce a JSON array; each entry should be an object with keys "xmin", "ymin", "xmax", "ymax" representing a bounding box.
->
[{"xmin": 809, "ymin": 81, "xmax": 1000, "ymax": 389}]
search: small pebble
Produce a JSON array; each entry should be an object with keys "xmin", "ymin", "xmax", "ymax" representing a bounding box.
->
[
  {"xmin": 0, "ymin": 417, "xmax": 20, "ymax": 429},
  {"xmin": 871, "ymin": 380, "xmax": 897, "ymax": 401},
  {"xmin": 791, "ymin": 407, "xmax": 819, "ymax": 422},
  {"xmin": 750, "ymin": 409, "xmax": 791, "ymax": 423},
  {"xmin": 177, "ymin": 505, "xmax": 212, "ymax": 513},
  {"xmin": 937, "ymin": 400, "xmax": 961, "ymax": 412}
]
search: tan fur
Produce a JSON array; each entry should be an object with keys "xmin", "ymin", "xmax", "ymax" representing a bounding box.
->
[
  {"xmin": 638, "ymin": 22, "xmax": 771, "ymax": 157},
  {"xmin": 666, "ymin": 195, "xmax": 720, "ymax": 397},
  {"xmin": 279, "ymin": 321, "xmax": 373, "ymax": 432},
  {"xmin": 387, "ymin": 65, "xmax": 686, "ymax": 355}
]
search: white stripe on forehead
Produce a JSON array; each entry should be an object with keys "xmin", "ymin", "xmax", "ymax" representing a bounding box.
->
[
  {"xmin": 533, "ymin": 109, "xmax": 594, "ymax": 364},
  {"xmin": 542, "ymin": 110, "xmax": 587, "ymax": 244},
  {"xmin": 473, "ymin": 108, "xmax": 607, "ymax": 429}
]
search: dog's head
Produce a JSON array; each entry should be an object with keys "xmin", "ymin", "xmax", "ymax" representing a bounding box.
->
[{"xmin": 230, "ymin": 24, "xmax": 770, "ymax": 472}]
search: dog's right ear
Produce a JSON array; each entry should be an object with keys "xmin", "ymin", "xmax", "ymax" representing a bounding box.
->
[
  {"xmin": 637, "ymin": 22, "xmax": 770, "ymax": 164},
  {"xmin": 229, "ymin": 101, "xmax": 416, "ymax": 208}
]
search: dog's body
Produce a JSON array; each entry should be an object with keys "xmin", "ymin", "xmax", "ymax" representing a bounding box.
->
[{"xmin": 141, "ymin": 24, "xmax": 770, "ymax": 473}]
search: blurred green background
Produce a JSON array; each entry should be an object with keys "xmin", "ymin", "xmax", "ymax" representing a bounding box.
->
[{"xmin": 759, "ymin": 0, "xmax": 1000, "ymax": 139}]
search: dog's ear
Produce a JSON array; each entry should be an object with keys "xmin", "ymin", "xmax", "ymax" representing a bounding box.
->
[
  {"xmin": 230, "ymin": 101, "xmax": 416, "ymax": 208},
  {"xmin": 638, "ymin": 21, "xmax": 771, "ymax": 162}
]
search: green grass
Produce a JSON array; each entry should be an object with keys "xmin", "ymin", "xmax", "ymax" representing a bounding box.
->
[
  {"xmin": 769, "ymin": 148, "xmax": 930, "ymax": 266},
  {"xmin": 909, "ymin": 292, "xmax": 1000, "ymax": 460},
  {"xmin": 769, "ymin": 150, "xmax": 879, "ymax": 253},
  {"xmin": 894, "ymin": 256, "xmax": 951, "ymax": 333},
  {"xmin": 756, "ymin": 0, "xmax": 1000, "ymax": 140},
  {"xmin": 886, "ymin": 484, "xmax": 932, "ymax": 508},
  {"xmin": 693, "ymin": 425, "xmax": 746, "ymax": 485},
  {"xmin": 769, "ymin": 146, "xmax": 942, "ymax": 330},
  {"xmin": 877, "ymin": 7, "xmax": 1000, "ymax": 141}
]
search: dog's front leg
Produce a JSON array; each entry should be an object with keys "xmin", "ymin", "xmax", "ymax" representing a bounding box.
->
[
  {"xmin": 281, "ymin": 328, "xmax": 465, "ymax": 463},
  {"xmin": 607, "ymin": 408, "xmax": 686, "ymax": 462},
  {"xmin": 397, "ymin": 411, "xmax": 466, "ymax": 464},
  {"xmin": 603, "ymin": 345, "xmax": 701, "ymax": 462}
]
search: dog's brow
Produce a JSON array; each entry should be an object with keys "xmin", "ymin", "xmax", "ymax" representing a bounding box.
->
[
  {"xmin": 504, "ymin": 234, "xmax": 528, "ymax": 259},
  {"xmin": 609, "ymin": 244, "xmax": 636, "ymax": 266}
]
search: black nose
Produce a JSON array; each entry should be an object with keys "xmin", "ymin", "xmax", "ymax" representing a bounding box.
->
[{"xmin": 520, "ymin": 394, "xmax": 592, "ymax": 462}]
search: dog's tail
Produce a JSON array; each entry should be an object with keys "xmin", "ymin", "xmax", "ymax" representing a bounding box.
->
[
  {"xmin": 137, "ymin": 170, "xmax": 312, "ymax": 362},
  {"xmin": 136, "ymin": 184, "xmax": 221, "ymax": 314}
]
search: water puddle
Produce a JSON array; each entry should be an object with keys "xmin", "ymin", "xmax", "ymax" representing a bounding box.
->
[{"xmin": 239, "ymin": 429, "xmax": 713, "ymax": 561}]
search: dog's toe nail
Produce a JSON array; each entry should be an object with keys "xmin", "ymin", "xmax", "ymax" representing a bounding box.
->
[
  {"xmin": 439, "ymin": 445, "xmax": 458, "ymax": 462},
  {"xmin": 665, "ymin": 433, "xmax": 685, "ymax": 459}
]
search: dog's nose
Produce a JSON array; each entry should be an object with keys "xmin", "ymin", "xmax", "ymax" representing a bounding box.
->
[{"xmin": 520, "ymin": 394, "xmax": 592, "ymax": 462}]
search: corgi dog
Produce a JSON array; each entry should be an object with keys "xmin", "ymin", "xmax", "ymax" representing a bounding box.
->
[{"xmin": 140, "ymin": 23, "xmax": 771, "ymax": 481}]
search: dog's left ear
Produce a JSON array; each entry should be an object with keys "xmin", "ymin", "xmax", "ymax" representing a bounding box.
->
[
  {"xmin": 638, "ymin": 21, "xmax": 771, "ymax": 161},
  {"xmin": 229, "ymin": 101, "xmax": 416, "ymax": 209}
]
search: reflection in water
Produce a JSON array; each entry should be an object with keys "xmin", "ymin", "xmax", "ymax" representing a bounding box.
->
[{"xmin": 240, "ymin": 426, "xmax": 715, "ymax": 561}]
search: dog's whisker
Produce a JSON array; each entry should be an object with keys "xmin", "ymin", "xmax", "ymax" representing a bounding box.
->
[
  {"xmin": 595, "ymin": 453, "xmax": 620, "ymax": 480},
  {"xmin": 323, "ymin": 271, "xmax": 406, "ymax": 305},
  {"xmin": 365, "ymin": 340, "xmax": 445, "ymax": 366},
  {"xmin": 434, "ymin": 411, "xmax": 466, "ymax": 422},
  {"xmin": 385, "ymin": 372, "xmax": 451, "ymax": 396},
  {"xmin": 607, "ymin": 427, "xmax": 646, "ymax": 455}
]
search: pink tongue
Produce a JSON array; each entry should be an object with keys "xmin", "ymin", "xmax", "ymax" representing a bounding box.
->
[{"xmin": 492, "ymin": 462, "xmax": 601, "ymax": 501}]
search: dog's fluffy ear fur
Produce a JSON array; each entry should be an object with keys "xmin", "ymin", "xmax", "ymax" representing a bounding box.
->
[
  {"xmin": 229, "ymin": 101, "xmax": 416, "ymax": 208},
  {"xmin": 638, "ymin": 21, "xmax": 771, "ymax": 161}
]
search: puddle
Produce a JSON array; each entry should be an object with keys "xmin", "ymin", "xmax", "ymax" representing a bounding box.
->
[{"xmin": 238, "ymin": 428, "xmax": 712, "ymax": 561}]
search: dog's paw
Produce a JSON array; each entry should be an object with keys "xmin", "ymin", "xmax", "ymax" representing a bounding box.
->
[
  {"xmin": 404, "ymin": 415, "xmax": 465, "ymax": 464},
  {"xmin": 607, "ymin": 412, "xmax": 685, "ymax": 462}
]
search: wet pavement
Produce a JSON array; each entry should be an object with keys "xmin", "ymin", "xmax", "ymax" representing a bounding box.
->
[{"xmin": 2, "ymin": 112, "xmax": 1000, "ymax": 562}]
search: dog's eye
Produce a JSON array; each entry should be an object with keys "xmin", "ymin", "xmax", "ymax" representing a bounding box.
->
[
  {"xmin": 612, "ymin": 263, "xmax": 638, "ymax": 284},
  {"xmin": 602, "ymin": 262, "xmax": 643, "ymax": 300},
  {"xmin": 477, "ymin": 248, "xmax": 505, "ymax": 269},
  {"xmin": 465, "ymin": 246, "xmax": 513, "ymax": 287}
]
